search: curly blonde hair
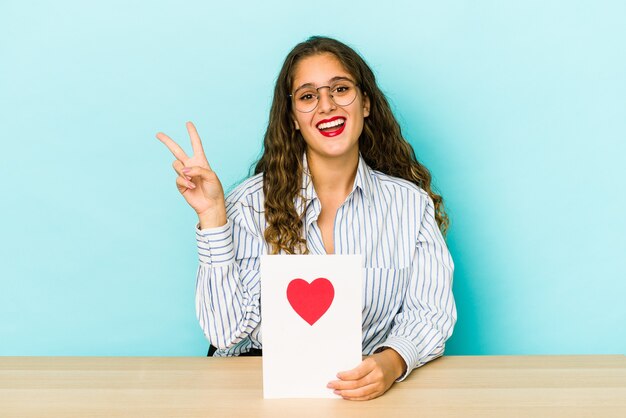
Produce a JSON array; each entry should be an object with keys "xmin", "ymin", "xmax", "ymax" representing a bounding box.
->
[{"xmin": 254, "ymin": 36, "xmax": 449, "ymax": 254}]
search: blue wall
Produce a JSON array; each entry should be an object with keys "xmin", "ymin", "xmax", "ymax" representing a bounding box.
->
[{"xmin": 1, "ymin": 0, "xmax": 624, "ymax": 355}]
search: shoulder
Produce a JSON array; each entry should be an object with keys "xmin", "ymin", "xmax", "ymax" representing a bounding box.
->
[
  {"xmin": 225, "ymin": 173, "xmax": 264, "ymax": 206},
  {"xmin": 370, "ymin": 169, "xmax": 431, "ymax": 205},
  {"xmin": 369, "ymin": 170, "xmax": 441, "ymax": 236}
]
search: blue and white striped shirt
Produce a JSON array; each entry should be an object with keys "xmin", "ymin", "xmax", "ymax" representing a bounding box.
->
[{"xmin": 195, "ymin": 154, "xmax": 456, "ymax": 381}]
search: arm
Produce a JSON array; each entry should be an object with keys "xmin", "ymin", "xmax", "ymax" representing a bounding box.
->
[
  {"xmin": 374, "ymin": 194, "xmax": 457, "ymax": 381},
  {"xmin": 328, "ymin": 194, "xmax": 456, "ymax": 400},
  {"xmin": 156, "ymin": 122, "xmax": 263, "ymax": 352},
  {"xmin": 195, "ymin": 200, "xmax": 262, "ymax": 350}
]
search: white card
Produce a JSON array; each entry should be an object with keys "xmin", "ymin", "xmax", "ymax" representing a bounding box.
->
[{"xmin": 260, "ymin": 255, "xmax": 362, "ymax": 399}]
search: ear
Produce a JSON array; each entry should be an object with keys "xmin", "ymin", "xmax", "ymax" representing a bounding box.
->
[
  {"xmin": 293, "ymin": 119, "xmax": 300, "ymax": 130},
  {"xmin": 363, "ymin": 93, "xmax": 371, "ymax": 118}
]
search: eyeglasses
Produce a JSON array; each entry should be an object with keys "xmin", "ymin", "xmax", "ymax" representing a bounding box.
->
[{"xmin": 289, "ymin": 79, "xmax": 359, "ymax": 113}]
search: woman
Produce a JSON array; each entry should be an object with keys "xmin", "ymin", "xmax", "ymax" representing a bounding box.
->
[{"xmin": 157, "ymin": 36, "xmax": 456, "ymax": 400}]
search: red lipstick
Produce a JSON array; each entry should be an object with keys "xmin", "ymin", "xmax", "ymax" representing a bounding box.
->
[{"xmin": 316, "ymin": 116, "xmax": 346, "ymax": 138}]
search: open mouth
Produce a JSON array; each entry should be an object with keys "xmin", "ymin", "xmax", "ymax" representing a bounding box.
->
[{"xmin": 316, "ymin": 117, "xmax": 346, "ymax": 137}]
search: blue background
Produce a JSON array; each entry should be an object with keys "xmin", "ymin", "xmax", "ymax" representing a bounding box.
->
[{"xmin": 1, "ymin": 1, "xmax": 624, "ymax": 356}]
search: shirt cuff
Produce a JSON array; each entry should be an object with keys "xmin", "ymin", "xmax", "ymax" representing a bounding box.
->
[
  {"xmin": 373, "ymin": 336, "xmax": 420, "ymax": 382},
  {"xmin": 195, "ymin": 220, "xmax": 235, "ymax": 266}
]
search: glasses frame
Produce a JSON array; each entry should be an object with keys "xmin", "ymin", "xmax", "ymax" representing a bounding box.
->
[{"xmin": 289, "ymin": 79, "xmax": 361, "ymax": 113}]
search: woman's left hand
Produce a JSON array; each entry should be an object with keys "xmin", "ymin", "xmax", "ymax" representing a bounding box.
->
[{"xmin": 327, "ymin": 348, "xmax": 406, "ymax": 401}]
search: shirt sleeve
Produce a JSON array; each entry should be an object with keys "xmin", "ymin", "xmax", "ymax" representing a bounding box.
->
[
  {"xmin": 373, "ymin": 195, "xmax": 457, "ymax": 381},
  {"xmin": 194, "ymin": 201, "xmax": 262, "ymax": 350}
]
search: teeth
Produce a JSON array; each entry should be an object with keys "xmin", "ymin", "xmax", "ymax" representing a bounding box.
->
[{"xmin": 318, "ymin": 119, "xmax": 345, "ymax": 130}]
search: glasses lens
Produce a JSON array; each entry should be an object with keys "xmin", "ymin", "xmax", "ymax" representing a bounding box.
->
[
  {"xmin": 292, "ymin": 80, "xmax": 358, "ymax": 112},
  {"xmin": 293, "ymin": 88, "xmax": 319, "ymax": 113},
  {"xmin": 330, "ymin": 80, "xmax": 357, "ymax": 107}
]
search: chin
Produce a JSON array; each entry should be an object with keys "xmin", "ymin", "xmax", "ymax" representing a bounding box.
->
[
  {"xmin": 303, "ymin": 129, "xmax": 360, "ymax": 158},
  {"xmin": 312, "ymin": 144, "xmax": 358, "ymax": 160}
]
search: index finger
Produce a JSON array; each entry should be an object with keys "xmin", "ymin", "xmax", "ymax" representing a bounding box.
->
[
  {"xmin": 156, "ymin": 132, "xmax": 189, "ymax": 161},
  {"xmin": 186, "ymin": 121, "xmax": 206, "ymax": 158}
]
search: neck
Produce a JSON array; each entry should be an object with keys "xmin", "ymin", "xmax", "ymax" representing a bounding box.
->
[{"xmin": 306, "ymin": 150, "xmax": 359, "ymax": 200}]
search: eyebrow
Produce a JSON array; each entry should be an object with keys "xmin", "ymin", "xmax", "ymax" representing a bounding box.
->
[{"xmin": 293, "ymin": 76, "xmax": 354, "ymax": 93}]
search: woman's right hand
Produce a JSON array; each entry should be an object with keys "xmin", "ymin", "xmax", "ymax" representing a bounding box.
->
[{"xmin": 156, "ymin": 121, "xmax": 227, "ymax": 228}]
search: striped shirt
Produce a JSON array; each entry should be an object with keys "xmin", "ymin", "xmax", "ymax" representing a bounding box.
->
[{"xmin": 195, "ymin": 154, "xmax": 456, "ymax": 381}]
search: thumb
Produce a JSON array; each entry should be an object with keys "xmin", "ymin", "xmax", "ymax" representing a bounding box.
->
[{"xmin": 182, "ymin": 166, "xmax": 214, "ymax": 180}]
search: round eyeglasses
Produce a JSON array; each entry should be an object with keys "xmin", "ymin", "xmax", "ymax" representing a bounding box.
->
[{"xmin": 289, "ymin": 79, "xmax": 359, "ymax": 113}]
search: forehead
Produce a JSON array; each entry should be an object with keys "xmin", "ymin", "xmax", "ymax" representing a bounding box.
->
[{"xmin": 292, "ymin": 53, "xmax": 352, "ymax": 89}]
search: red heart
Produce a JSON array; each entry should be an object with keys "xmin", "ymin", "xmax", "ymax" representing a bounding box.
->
[{"xmin": 286, "ymin": 278, "xmax": 335, "ymax": 326}]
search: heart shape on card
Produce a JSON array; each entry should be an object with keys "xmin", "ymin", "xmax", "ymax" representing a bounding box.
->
[{"xmin": 286, "ymin": 278, "xmax": 335, "ymax": 326}]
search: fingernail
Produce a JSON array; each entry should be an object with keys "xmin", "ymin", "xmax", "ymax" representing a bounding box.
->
[
  {"xmin": 182, "ymin": 168, "xmax": 191, "ymax": 173},
  {"xmin": 326, "ymin": 383, "xmax": 333, "ymax": 388},
  {"xmin": 333, "ymin": 390, "xmax": 341, "ymax": 395},
  {"xmin": 188, "ymin": 182, "xmax": 196, "ymax": 189},
  {"xmin": 185, "ymin": 176, "xmax": 192, "ymax": 181}
]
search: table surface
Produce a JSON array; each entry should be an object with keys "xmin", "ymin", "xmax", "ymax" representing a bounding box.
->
[{"xmin": 1, "ymin": 355, "xmax": 625, "ymax": 418}]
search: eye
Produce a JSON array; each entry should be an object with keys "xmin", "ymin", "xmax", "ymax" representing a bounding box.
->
[
  {"xmin": 332, "ymin": 85, "xmax": 351, "ymax": 95},
  {"xmin": 298, "ymin": 91, "xmax": 317, "ymax": 102}
]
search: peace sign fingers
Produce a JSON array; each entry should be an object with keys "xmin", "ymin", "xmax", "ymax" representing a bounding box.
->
[
  {"xmin": 156, "ymin": 131, "xmax": 190, "ymax": 162},
  {"xmin": 156, "ymin": 121, "xmax": 226, "ymax": 224},
  {"xmin": 186, "ymin": 121, "xmax": 207, "ymax": 161},
  {"xmin": 156, "ymin": 121, "xmax": 211, "ymax": 170}
]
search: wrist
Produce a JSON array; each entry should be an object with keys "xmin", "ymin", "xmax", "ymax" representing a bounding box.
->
[
  {"xmin": 198, "ymin": 206, "xmax": 227, "ymax": 229},
  {"xmin": 378, "ymin": 347, "xmax": 407, "ymax": 379}
]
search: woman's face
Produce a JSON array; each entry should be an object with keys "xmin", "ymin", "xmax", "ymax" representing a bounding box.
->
[{"xmin": 291, "ymin": 53, "xmax": 370, "ymax": 163}]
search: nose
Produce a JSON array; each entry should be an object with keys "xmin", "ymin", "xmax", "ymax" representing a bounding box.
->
[{"xmin": 316, "ymin": 86, "xmax": 336, "ymax": 113}]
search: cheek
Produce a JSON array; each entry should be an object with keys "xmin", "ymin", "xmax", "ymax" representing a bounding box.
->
[
  {"xmin": 300, "ymin": 116, "xmax": 317, "ymax": 132},
  {"xmin": 352, "ymin": 108, "xmax": 367, "ymax": 132}
]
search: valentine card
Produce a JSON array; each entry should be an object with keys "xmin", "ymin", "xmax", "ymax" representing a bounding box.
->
[{"xmin": 260, "ymin": 255, "xmax": 363, "ymax": 399}]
